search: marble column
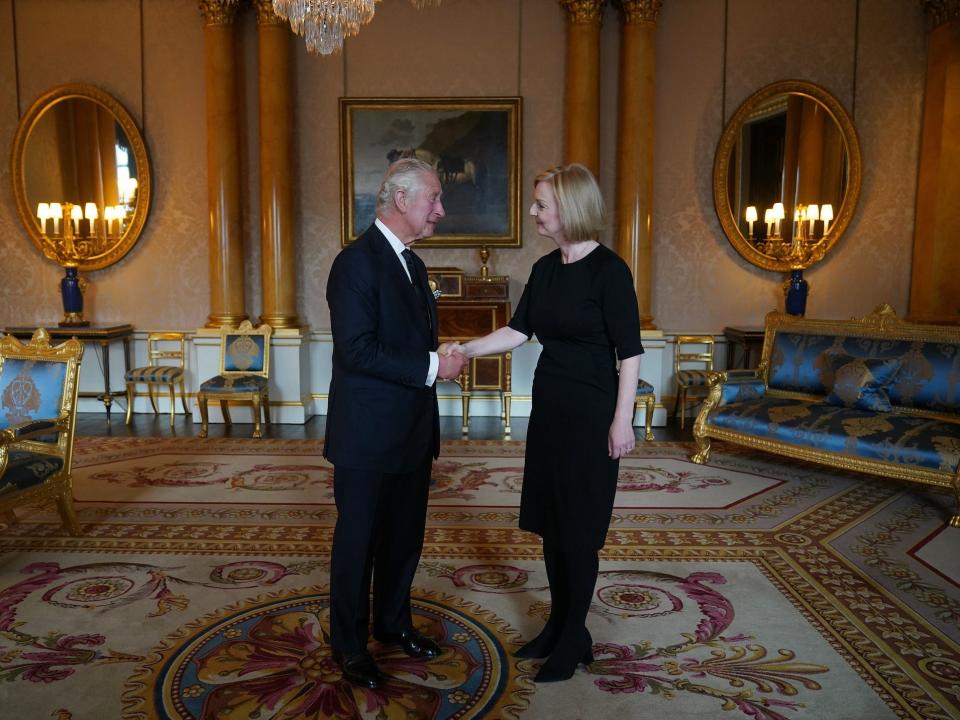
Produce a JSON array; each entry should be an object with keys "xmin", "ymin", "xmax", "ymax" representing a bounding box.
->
[
  {"xmin": 256, "ymin": 0, "xmax": 299, "ymax": 329},
  {"xmin": 559, "ymin": 0, "xmax": 606, "ymax": 175},
  {"xmin": 199, "ymin": 0, "xmax": 247, "ymax": 328},
  {"xmin": 614, "ymin": 0, "xmax": 661, "ymax": 329},
  {"xmin": 910, "ymin": 1, "xmax": 960, "ymax": 321}
]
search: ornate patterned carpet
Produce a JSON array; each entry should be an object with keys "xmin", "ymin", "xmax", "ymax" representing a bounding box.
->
[{"xmin": 0, "ymin": 436, "xmax": 957, "ymax": 719}]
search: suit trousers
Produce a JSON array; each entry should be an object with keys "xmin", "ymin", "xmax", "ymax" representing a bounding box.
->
[{"xmin": 328, "ymin": 456, "xmax": 432, "ymax": 654}]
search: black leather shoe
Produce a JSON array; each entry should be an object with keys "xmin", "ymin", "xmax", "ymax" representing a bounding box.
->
[
  {"xmin": 332, "ymin": 650, "xmax": 383, "ymax": 689},
  {"xmin": 375, "ymin": 629, "xmax": 442, "ymax": 658}
]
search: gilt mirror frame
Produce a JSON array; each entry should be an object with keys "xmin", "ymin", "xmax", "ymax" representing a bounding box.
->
[
  {"xmin": 10, "ymin": 83, "xmax": 152, "ymax": 271},
  {"xmin": 713, "ymin": 80, "xmax": 862, "ymax": 272}
]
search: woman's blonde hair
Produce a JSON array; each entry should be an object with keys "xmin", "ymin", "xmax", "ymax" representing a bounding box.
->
[{"xmin": 534, "ymin": 163, "xmax": 605, "ymax": 242}]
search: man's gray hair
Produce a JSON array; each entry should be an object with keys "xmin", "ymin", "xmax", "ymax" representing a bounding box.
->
[{"xmin": 376, "ymin": 157, "xmax": 436, "ymax": 213}]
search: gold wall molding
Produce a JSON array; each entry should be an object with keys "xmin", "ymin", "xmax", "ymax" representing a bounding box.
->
[
  {"xmin": 559, "ymin": 0, "xmax": 607, "ymax": 25},
  {"xmin": 255, "ymin": 0, "xmax": 285, "ymax": 26},
  {"xmin": 617, "ymin": 0, "xmax": 662, "ymax": 25},
  {"xmin": 199, "ymin": 0, "xmax": 242, "ymax": 26},
  {"xmin": 923, "ymin": 0, "xmax": 960, "ymax": 28}
]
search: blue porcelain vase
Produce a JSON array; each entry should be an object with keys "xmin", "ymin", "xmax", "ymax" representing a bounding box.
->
[
  {"xmin": 59, "ymin": 266, "xmax": 88, "ymax": 326},
  {"xmin": 785, "ymin": 269, "xmax": 808, "ymax": 317}
]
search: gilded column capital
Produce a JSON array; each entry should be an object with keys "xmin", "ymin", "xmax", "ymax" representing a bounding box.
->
[
  {"xmin": 559, "ymin": 0, "xmax": 607, "ymax": 25},
  {"xmin": 923, "ymin": 0, "xmax": 960, "ymax": 27},
  {"xmin": 617, "ymin": 0, "xmax": 662, "ymax": 25},
  {"xmin": 255, "ymin": 0, "xmax": 284, "ymax": 26},
  {"xmin": 199, "ymin": 0, "xmax": 242, "ymax": 26}
]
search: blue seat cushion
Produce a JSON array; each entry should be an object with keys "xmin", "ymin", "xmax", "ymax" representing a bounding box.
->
[
  {"xmin": 199, "ymin": 375, "xmax": 268, "ymax": 393},
  {"xmin": 125, "ymin": 366, "xmax": 184, "ymax": 383},
  {"xmin": 707, "ymin": 398, "xmax": 960, "ymax": 472},
  {"xmin": 0, "ymin": 451, "xmax": 64, "ymax": 493},
  {"xmin": 637, "ymin": 379, "xmax": 655, "ymax": 395}
]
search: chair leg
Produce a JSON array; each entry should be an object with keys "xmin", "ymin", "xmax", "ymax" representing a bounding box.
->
[
  {"xmin": 251, "ymin": 396, "xmax": 263, "ymax": 439},
  {"xmin": 679, "ymin": 387, "xmax": 687, "ymax": 429},
  {"xmin": 644, "ymin": 396, "xmax": 654, "ymax": 441},
  {"xmin": 125, "ymin": 382, "xmax": 135, "ymax": 425},
  {"xmin": 55, "ymin": 493, "xmax": 80, "ymax": 536},
  {"xmin": 198, "ymin": 394, "xmax": 209, "ymax": 438},
  {"xmin": 168, "ymin": 383, "xmax": 176, "ymax": 428},
  {"xmin": 180, "ymin": 380, "xmax": 190, "ymax": 415},
  {"xmin": 262, "ymin": 393, "xmax": 271, "ymax": 426},
  {"xmin": 148, "ymin": 385, "xmax": 159, "ymax": 416},
  {"xmin": 220, "ymin": 401, "xmax": 232, "ymax": 426}
]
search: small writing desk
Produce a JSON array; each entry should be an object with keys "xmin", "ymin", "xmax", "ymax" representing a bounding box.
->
[
  {"xmin": 4, "ymin": 324, "xmax": 133, "ymax": 419},
  {"xmin": 432, "ymin": 271, "xmax": 512, "ymax": 434}
]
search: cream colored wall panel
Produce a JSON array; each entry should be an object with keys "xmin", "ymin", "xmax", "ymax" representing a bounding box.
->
[
  {"xmin": 652, "ymin": 0, "xmax": 738, "ymax": 331},
  {"xmin": 346, "ymin": 0, "xmax": 520, "ymax": 97},
  {"xmin": 295, "ymin": 35, "xmax": 346, "ymax": 330},
  {"xmin": 808, "ymin": 0, "xmax": 924, "ymax": 318},
  {"xmin": 16, "ymin": 0, "xmax": 142, "ymax": 122},
  {"xmin": 89, "ymin": 0, "xmax": 208, "ymax": 330},
  {"xmin": 725, "ymin": 0, "xmax": 856, "ymax": 115}
]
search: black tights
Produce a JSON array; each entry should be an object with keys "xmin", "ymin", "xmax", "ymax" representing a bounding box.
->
[{"xmin": 517, "ymin": 544, "xmax": 599, "ymax": 682}]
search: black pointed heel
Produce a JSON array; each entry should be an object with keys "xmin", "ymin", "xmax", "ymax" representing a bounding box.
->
[
  {"xmin": 533, "ymin": 629, "xmax": 593, "ymax": 683},
  {"xmin": 514, "ymin": 627, "xmax": 558, "ymax": 658}
]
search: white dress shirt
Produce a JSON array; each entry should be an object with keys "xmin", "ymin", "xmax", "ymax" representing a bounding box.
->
[{"xmin": 376, "ymin": 218, "xmax": 439, "ymax": 386}]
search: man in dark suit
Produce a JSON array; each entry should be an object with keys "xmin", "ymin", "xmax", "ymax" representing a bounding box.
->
[{"xmin": 324, "ymin": 158, "xmax": 467, "ymax": 689}]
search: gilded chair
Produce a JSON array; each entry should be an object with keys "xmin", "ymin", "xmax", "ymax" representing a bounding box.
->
[
  {"xmin": 124, "ymin": 332, "xmax": 190, "ymax": 427},
  {"xmin": 0, "ymin": 329, "xmax": 84, "ymax": 535},
  {"xmin": 634, "ymin": 379, "xmax": 656, "ymax": 441},
  {"xmin": 197, "ymin": 321, "xmax": 272, "ymax": 439},
  {"xmin": 674, "ymin": 335, "xmax": 715, "ymax": 429}
]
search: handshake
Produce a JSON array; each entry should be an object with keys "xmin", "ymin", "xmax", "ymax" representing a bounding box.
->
[{"xmin": 437, "ymin": 341, "xmax": 468, "ymax": 381}]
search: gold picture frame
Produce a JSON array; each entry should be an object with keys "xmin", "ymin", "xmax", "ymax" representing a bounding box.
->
[{"xmin": 340, "ymin": 97, "xmax": 522, "ymax": 248}]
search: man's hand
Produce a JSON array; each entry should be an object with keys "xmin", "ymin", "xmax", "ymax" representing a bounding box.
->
[
  {"xmin": 437, "ymin": 341, "xmax": 462, "ymax": 357},
  {"xmin": 438, "ymin": 350, "xmax": 467, "ymax": 380}
]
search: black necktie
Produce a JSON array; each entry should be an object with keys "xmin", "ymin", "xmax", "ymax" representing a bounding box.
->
[{"xmin": 402, "ymin": 248, "xmax": 432, "ymax": 330}]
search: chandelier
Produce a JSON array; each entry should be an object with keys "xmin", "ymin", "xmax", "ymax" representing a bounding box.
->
[{"xmin": 272, "ymin": 0, "xmax": 442, "ymax": 55}]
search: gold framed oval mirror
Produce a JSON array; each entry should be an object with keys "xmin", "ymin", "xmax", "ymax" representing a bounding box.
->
[
  {"xmin": 713, "ymin": 80, "xmax": 861, "ymax": 272},
  {"xmin": 10, "ymin": 83, "xmax": 151, "ymax": 271}
]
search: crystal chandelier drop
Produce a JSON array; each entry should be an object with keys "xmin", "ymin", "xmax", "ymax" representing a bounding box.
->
[{"xmin": 273, "ymin": 0, "xmax": 441, "ymax": 56}]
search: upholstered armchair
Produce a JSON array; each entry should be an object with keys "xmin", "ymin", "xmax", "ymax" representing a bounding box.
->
[
  {"xmin": 197, "ymin": 321, "xmax": 272, "ymax": 439},
  {"xmin": 0, "ymin": 328, "xmax": 84, "ymax": 535}
]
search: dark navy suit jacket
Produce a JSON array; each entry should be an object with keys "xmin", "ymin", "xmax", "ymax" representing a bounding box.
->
[{"xmin": 324, "ymin": 223, "xmax": 440, "ymax": 473}]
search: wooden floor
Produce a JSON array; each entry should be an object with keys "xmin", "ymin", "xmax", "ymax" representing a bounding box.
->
[{"xmin": 77, "ymin": 409, "xmax": 695, "ymax": 443}]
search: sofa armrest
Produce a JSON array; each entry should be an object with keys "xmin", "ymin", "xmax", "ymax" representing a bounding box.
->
[{"xmin": 0, "ymin": 416, "xmax": 67, "ymax": 446}]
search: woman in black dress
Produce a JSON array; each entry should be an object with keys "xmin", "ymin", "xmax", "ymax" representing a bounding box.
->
[{"xmin": 448, "ymin": 163, "xmax": 642, "ymax": 682}]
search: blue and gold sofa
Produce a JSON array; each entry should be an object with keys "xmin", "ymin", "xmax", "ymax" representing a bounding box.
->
[{"xmin": 691, "ymin": 305, "xmax": 960, "ymax": 526}]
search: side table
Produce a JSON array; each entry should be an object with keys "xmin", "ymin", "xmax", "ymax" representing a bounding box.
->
[
  {"xmin": 433, "ymin": 272, "xmax": 512, "ymax": 434},
  {"xmin": 723, "ymin": 326, "xmax": 765, "ymax": 369},
  {"xmin": 5, "ymin": 324, "xmax": 133, "ymax": 420}
]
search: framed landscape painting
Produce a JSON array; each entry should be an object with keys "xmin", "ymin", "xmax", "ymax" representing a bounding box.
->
[{"xmin": 340, "ymin": 97, "xmax": 522, "ymax": 248}]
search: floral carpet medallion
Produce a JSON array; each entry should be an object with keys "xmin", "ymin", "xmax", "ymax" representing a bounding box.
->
[{"xmin": 122, "ymin": 590, "xmax": 528, "ymax": 720}]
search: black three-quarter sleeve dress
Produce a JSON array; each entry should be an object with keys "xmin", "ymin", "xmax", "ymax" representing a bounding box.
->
[{"xmin": 509, "ymin": 244, "xmax": 643, "ymax": 551}]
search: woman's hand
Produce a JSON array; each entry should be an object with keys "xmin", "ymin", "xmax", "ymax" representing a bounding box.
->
[{"xmin": 607, "ymin": 416, "xmax": 635, "ymax": 459}]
